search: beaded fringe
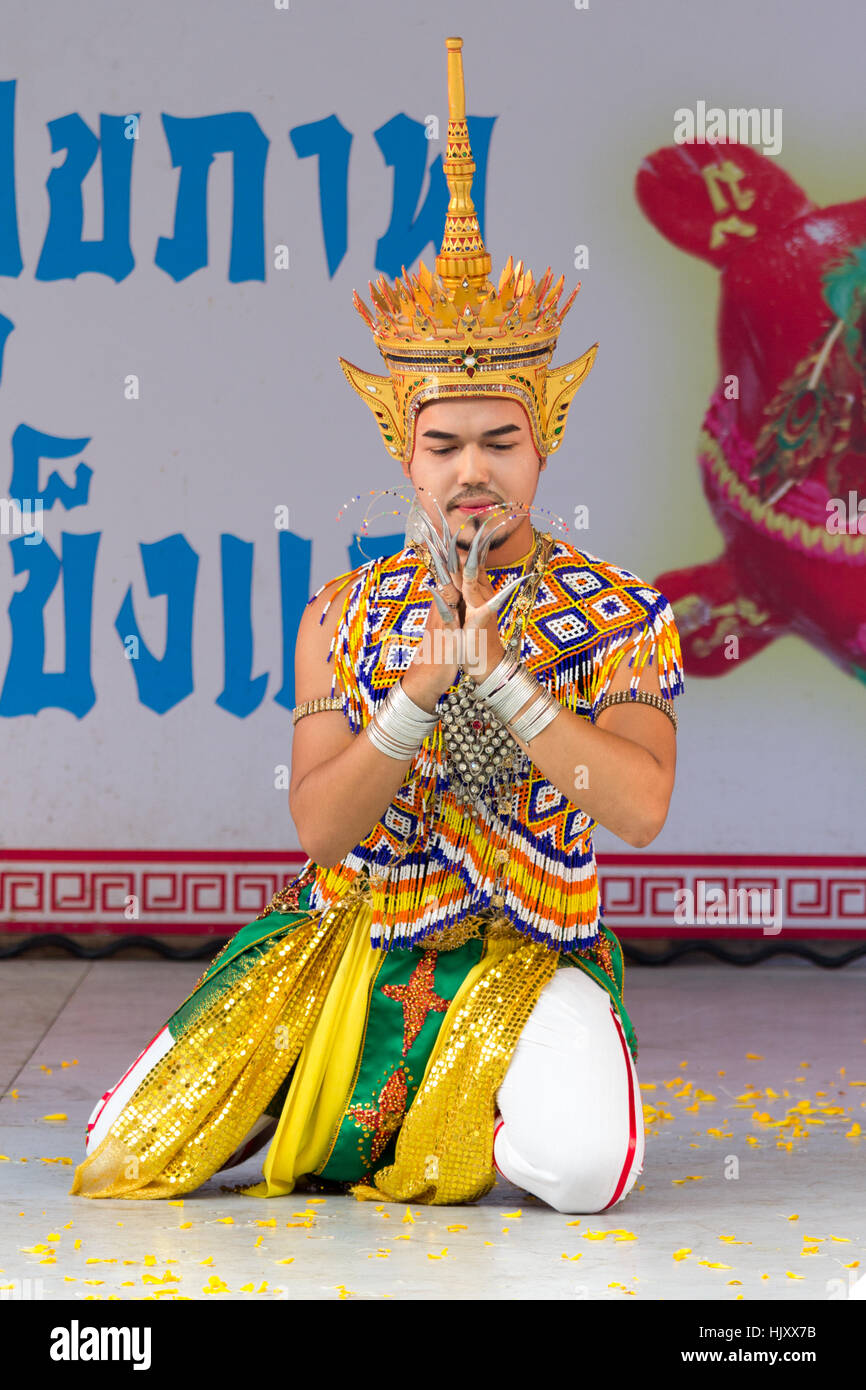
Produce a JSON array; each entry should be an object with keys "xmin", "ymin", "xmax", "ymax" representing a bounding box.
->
[{"xmin": 304, "ymin": 545, "xmax": 685, "ymax": 955}]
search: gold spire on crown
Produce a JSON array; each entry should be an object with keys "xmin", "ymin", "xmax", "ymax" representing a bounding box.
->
[
  {"xmin": 434, "ymin": 36, "xmax": 491, "ymax": 293},
  {"xmin": 339, "ymin": 36, "xmax": 597, "ymax": 464}
]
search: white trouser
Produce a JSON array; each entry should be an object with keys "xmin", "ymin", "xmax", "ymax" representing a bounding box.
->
[{"xmin": 493, "ymin": 967, "xmax": 644, "ymax": 1214}]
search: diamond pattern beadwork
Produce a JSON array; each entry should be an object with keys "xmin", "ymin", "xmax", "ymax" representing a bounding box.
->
[{"xmin": 304, "ymin": 530, "xmax": 685, "ymax": 953}]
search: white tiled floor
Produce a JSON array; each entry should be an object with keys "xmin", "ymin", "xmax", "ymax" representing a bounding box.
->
[{"xmin": 1, "ymin": 957, "xmax": 864, "ymax": 1301}]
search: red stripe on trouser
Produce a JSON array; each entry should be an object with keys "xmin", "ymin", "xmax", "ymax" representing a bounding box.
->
[
  {"xmin": 492, "ymin": 1004, "xmax": 638, "ymax": 1204},
  {"xmin": 602, "ymin": 1005, "xmax": 638, "ymax": 1209},
  {"xmin": 86, "ymin": 1029, "xmax": 165, "ymax": 1134},
  {"xmin": 492, "ymin": 1118, "xmax": 506, "ymax": 1177}
]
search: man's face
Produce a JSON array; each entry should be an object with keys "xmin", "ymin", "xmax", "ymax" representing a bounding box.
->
[{"xmin": 402, "ymin": 397, "xmax": 546, "ymax": 557}]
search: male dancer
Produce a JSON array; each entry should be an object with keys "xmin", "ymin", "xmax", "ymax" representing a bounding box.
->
[{"xmin": 72, "ymin": 37, "xmax": 683, "ymax": 1212}]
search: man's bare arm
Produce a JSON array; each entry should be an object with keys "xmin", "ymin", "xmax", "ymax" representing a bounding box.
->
[
  {"xmin": 289, "ymin": 579, "xmax": 438, "ymax": 868},
  {"xmin": 503, "ymin": 648, "xmax": 678, "ymax": 848}
]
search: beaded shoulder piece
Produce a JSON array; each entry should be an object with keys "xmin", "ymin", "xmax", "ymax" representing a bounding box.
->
[{"xmin": 300, "ymin": 536, "xmax": 685, "ymax": 952}]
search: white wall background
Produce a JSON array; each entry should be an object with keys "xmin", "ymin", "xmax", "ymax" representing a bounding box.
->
[{"xmin": 0, "ymin": 0, "xmax": 863, "ymax": 858}]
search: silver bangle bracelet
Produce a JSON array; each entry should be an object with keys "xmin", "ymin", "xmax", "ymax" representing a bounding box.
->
[
  {"xmin": 474, "ymin": 649, "xmax": 519, "ymax": 702},
  {"xmin": 509, "ymin": 688, "xmax": 561, "ymax": 743},
  {"xmin": 365, "ymin": 722, "xmax": 421, "ymax": 760},
  {"xmin": 391, "ymin": 679, "xmax": 440, "ymax": 729},
  {"xmin": 481, "ymin": 664, "xmax": 539, "ymax": 725},
  {"xmin": 365, "ymin": 679, "xmax": 439, "ymax": 760}
]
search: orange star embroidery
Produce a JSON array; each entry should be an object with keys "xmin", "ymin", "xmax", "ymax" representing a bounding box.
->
[
  {"xmin": 380, "ymin": 952, "xmax": 451, "ymax": 1055},
  {"xmin": 349, "ymin": 1068, "xmax": 408, "ymax": 1162}
]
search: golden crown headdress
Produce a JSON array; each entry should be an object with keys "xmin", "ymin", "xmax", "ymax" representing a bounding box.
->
[{"xmin": 339, "ymin": 35, "xmax": 598, "ymax": 465}]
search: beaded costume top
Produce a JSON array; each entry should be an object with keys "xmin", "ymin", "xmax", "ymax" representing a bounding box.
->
[{"xmin": 305, "ymin": 533, "xmax": 685, "ymax": 953}]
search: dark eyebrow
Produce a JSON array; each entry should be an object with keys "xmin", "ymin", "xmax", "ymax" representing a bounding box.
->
[{"xmin": 419, "ymin": 423, "xmax": 522, "ymax": 440}]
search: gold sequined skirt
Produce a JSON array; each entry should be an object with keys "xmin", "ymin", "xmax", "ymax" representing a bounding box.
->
[{"xmin": 69, "ymin": 880, "xmax": 560, "ymax": 1205}]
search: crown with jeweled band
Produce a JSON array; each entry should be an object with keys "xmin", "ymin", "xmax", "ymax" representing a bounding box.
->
[{"xmin": 338, "ymin": 36, "xmax": 598, "ymax": 465}]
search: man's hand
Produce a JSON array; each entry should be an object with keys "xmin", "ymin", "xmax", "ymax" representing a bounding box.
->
[
  {"xmin": 458, "ymin": 564, "xmax": 507, "ymax": 682},
  {"xmin": 443, "ymin": 510, "xmax": 529, "ymax": 683}
]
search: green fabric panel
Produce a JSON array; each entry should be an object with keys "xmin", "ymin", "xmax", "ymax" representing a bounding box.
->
[
  {"xmin": 317, "ymin": 935, "xmax": 485, "ymax": 1183},
  {"xmin": 561, "ymin": 922, "xmax": 638, "ymax": 1061},
  {"xmin": 168, "ymin": 880, "xmax": 314, "ymax": 1043}
]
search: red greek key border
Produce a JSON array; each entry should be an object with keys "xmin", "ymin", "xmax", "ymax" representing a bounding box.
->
[{"xmin": 0, "ymin": 851, "xmax": 864, "ymax": 938}]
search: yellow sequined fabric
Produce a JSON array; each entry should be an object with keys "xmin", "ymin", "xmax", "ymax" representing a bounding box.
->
[
  {"xmin": 69, "ymin": 897, "xmax": 357, "ymax": 1199},
  {"xmin": 70, "ymin": 880, "xmax": 572, "ymax": 1205},
  {"xmin": 348, "ymin": 917, "xmax": 560, "ymax": 1205}
]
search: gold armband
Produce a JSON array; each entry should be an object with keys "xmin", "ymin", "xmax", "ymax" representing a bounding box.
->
[
  {"xmin": 593, "ymin": 689, "xmax": 678, "ymax": 734},
  {"xmin": 292, "ymin": 696, "xmax": 345, "ymax": 725}
]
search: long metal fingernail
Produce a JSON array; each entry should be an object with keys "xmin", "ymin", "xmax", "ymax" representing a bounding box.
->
[
  {"xmin": 464, "ymin": 509, "xmax": 508, "ymax": 580},
  {"xmin": 481, "ymin": 573, "xmax": 531, "ymax": 616},
  {"xmin": 432, "ymin": 497, "xmax": 452, "ymax": 549},
  {"xmin": 432, "ymin": 589, "xmax": 457, "ymax": 624},
  {"xmin": 476, "ymin": 515, "xmax": 513, "ymax": 569},
  {"xmin": 414, "ymin": 513, "xmax": 438, "ymax": 556},
  {"xmin": 429, "ymin": 547, "xmax": 452, "ymax": 588},
  {"xmin": 463, "ymin": 523, "xmax": 484, "ymax": 581},
  {"xmin": 447, "ymin": 524, "xmax": 461, "ymax": 578}
]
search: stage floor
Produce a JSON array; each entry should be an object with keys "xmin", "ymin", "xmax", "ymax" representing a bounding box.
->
[{"xmin": 1, "ymin": 956, "xmax": 864, "ymax": 1302}]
